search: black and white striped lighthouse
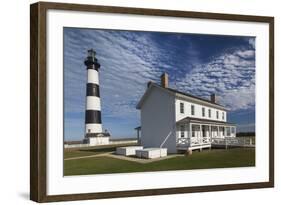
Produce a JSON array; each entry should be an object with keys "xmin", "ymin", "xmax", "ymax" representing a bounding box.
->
[{"xmin": 84, "ymin": 49, "xmax": 103, "ymax": 138}]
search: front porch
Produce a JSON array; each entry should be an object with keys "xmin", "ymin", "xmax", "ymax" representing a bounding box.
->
[{"xmin": 176, "ymin": 119, "xmax": 236, "ymax": 151}]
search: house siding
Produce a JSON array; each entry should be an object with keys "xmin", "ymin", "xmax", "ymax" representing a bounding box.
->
[
  {"xmin": 140, "ymin": 87, "xmax": 177, "ymax": 153},
  {"xmin": 175, "ymin": 98, "xmax": 227, "ymax": 122}
]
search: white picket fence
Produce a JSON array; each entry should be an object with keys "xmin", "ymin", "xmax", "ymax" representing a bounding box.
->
[{"xmin": 64, "ymin": 139, "xmax": 138, "ymax": 148}]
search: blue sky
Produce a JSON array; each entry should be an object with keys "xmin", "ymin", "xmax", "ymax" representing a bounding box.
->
[{"xmin": 64, "ymin": 27, "xmax": 256, "ymax": 140}]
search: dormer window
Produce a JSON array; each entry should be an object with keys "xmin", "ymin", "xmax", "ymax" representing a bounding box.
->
[{"xmin": 180, "ymin": 102, "xmax": 184, "ymax": 114}]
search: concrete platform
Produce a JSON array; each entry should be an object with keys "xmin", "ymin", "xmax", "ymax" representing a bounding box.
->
[
  {"xmin": 115, "ymin": 146, "xmax": 143, "ymax": 156},
  {"xmin": 136, "ymin": 148, "xmax": 167, "ymax": 159}
]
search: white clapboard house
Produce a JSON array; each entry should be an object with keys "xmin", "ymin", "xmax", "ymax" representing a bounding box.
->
[{"xmin": 136, "ymin": 73, "xmax": 236, "ymax": 153}]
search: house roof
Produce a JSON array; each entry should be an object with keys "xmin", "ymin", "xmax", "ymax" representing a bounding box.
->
[
  {"xmin": 177, "ymin": 116, "xmax": 235, "ymax": 126},
  {"xmin": 166, "ymin": 87, "xmax": 224, "ymax": 107},
  {"xmin": 136, "ymin": 82, "xmax": 227, "ymax": 110}
]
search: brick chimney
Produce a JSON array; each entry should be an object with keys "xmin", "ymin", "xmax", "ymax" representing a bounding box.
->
[
  {"xmin": 210, "ymin": 93, "xmax": 216, "ymax": 103},
  {"xmin": 161, "ymin": 73, "xmax": 168, "ymax": 88}
]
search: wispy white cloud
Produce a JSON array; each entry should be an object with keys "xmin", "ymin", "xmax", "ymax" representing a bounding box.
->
[
  {"xmin": 64, "ymin": 29, "xmax": 177, "ymax": 138},
  {"xmin": 64, "ymin": 28, "xmax": 256, "ymax": 139},
  {"xmin": 64, "ymin": 29, "xmax": 201, "ymax": 120},
  {"xmin": 248, "ymin": 38, "xmax": 255, "ymax": 49},
  {"xmin": 174, "ymin": 43, "xmax": 255, "ymax": 111},
  {"xmin": 236, "ymin": 50, "xmax": 255, "ymax": 59}
]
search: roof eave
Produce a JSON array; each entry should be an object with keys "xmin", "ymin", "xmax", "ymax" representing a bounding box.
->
[
  {"xmin": 175, "ymin": 92, "xmax": 228, "ymax": 111},
  {"xmin": 136, "ymin": 83, "xmax": 176, "ymax": 109},
  {"xmin": 177, "ymin": 117, "xmax": 236, "ymax": 126},
  {"xmin": 136, "ymin": 85, "xmax": 154, "ymax": 109}
]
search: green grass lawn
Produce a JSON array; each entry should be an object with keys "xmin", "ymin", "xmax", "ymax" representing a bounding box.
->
[
  {"xmin": 64, "ymin": 148, "xmax": 255, "ymax": 176},
  {"xmin": 64, "ymin": 147, "xmax": 116, "ymax": 159},
  {"xmin": 64, "ymin": 143, "xmax": 138, "ymax": 159}
]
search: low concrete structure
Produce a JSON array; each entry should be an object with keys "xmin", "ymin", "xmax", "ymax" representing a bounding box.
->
[
  {"xmin": 136, "ymin": 148, "xmax": 167, "ymax": 159},
  {"xmin": 64, "ymin": 138, "xmax": 138, "ymax": 149},
  {"xmin": 116, "ymin": 146, "xmax": 143, "ymax": 156},
  {"xmin": 88, "ymin": 136, "xmax": 110, "ymax": 146}
]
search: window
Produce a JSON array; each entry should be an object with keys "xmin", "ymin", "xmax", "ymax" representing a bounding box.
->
[
  {"xmin": 226, "ymin": 127, "xmax": 231, "ymax": 136},
  {"xmin": 222, "ymin": 112, "xmax": 225, "ymax": 120},
  {"xmin": 191, "ymin": 125, "xmax": 196, "ymax": 137},
  {"xmin": 231, "ymin": 127, "xmax": 235, "ymax": 134},
  {"xmin": 208, "ymin": 109, "xmax": 211, "ymax": 118},
  {"xmin": 88, "ymin": 129, "xmax": 91, "ymax": 133},
  {"xmin": 191, "ymin": 105, "xmax": 195, "ymax": 115},
  {"xmin": 202, "ymin": 107, "xmax": 205, "ymax": 117},
  {"xmin": 192, "ymin": 125, "xmax": 200, "ymax": 137},
  {"xmin": 216, "ymin": 111, "xmax": 219, "ymax": 119},
  {"xmin": 202, "ymin": 125, "xmax": 209, "ymax": 137},
  {"xmin": 180, "ymin": 125, "xmax": 185, "ymax": 138},
  {"xmin": 180, "ymin": 102, "xmax": 184, "ymax": 114}
]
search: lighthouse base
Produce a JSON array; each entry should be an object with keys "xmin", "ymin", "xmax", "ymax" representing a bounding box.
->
[
  {"xmin": 84, "ymin": 132, "xmax": 111, "ymax": 146},
  {"xmin": 87, "ymin": 136, "xmax": 110, "ymax": 146}
]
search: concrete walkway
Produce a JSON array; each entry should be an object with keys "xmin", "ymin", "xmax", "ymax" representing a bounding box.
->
[
  {"xmin": 64, "ymin": 152, "xmax": 183, "ymax": 164},
  {"xmin": 109, "ymin": 153, "xmax": 182, "ymax": 164},
  {"xmin": 64, "ymin": 152, "xmax": 114, "ymax": 161}
]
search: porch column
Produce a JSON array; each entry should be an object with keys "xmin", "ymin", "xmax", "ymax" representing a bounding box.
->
[
  {"xmin": 200, "ymin": 124, "xmax": 202, "ymax": 145},
  {"xmin": 206, "ymin": 125, "xmax": 209, "ymax": 143},
  {"xmin": 189, "ymin": 123, "xmax": 192, "ymax": 146},
  {"xmin": 209, "ymin": 125, "xmax": 212, "ymax": 142}
]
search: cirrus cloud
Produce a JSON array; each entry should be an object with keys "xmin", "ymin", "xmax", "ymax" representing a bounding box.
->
[{"xmin": 64, "ymin": 28, "xmax": 256, "ymax": 140}]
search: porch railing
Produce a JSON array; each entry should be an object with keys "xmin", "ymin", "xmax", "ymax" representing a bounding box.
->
[
  {"xmin": 177, "ymin": 137, "xmax": 211, "ymax": 147},
  {"xmin": 177, "ymin": 136, "xmax": 255, "ymax": 149},
  {"xmin": 211, "ymin": 137, "xmax": 255, "ymax": 147},
  {"xmin": 176, "ymin": 137, "xmax": 190, "ymax": 147},
  {"xmin": 191, "ymin": 137, "xmax": 211, "ymax": 145}
]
